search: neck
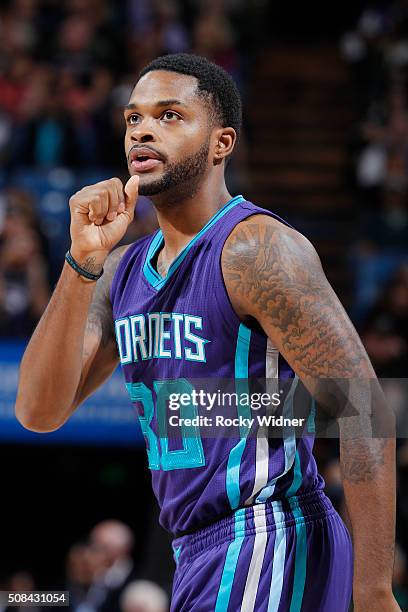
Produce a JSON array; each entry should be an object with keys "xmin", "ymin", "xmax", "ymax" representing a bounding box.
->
[{"xmin": 150, "ymin": 174, "xmax": 232, "ymax": 259}]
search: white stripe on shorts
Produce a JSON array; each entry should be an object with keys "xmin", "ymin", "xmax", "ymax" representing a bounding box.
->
[
  {"xmin": 267, "ymin": 501, "xmax": 287, "ymax": 612},
  {"xmin": 241, "ymin": 506, "xmax": 268, "ymax": 611}
]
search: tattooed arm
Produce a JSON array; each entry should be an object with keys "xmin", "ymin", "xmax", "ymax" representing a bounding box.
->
[
  {"xmin": 15, "ymin": 246, "xmax": 129, "ymax": 432},
  {"xmin": 222, "ymin": 215, "xmax": 399, "ymax": 611}
]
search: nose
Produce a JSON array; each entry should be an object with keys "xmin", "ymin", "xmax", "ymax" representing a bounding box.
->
[
  {"xmin": 130, "ymin": 123, "xmax": 155, "ymax": 144},
  {"xmin": 131, "ymin": 131, "xmax": 154, "ymax": 143}
]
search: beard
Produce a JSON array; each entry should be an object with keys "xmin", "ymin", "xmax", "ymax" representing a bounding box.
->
[{"xmin": 137, "ymin": 139, "xmax": 210, "ymax": 199}]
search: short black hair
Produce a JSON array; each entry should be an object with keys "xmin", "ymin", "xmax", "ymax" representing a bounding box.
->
[{"xmin": 138, "ymin": 53, "xmax": 242, "ymax": 141}]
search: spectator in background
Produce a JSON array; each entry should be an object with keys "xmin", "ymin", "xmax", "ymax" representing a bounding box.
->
[
  {"xmin": 56, "ymin": 14, "xmax": 97, "ymax": 75},
  {"xmin": 154, "ymin": 0, "xmax": 189, "ymax": 55},
  {"xmin": 340, "ymin": 5, "xmax": 390, "ymax": 115},
  {"xmin": 0, "ymin": 0, "xmax": 39, "ymax": 60},
  {"xmin": 11, "ymin": 68, "xmax": 78, "ymax": 168},
  {"xmin": 356, "ymin": 79, "xmax": 408, "ymax": 198},
  {"xmin": 0, "ymin": 571, "xmax": 41, "ymax": 612},
  {"xmin": 0, "ymin": 187, "xmax": 50, "ymax": 337},
  {"xmin": 65, "ymin": 541, "xmax": 106, "ymax": 612},
  {"xmin": 120, "ymin": 581, "xmax": 168, "ymax": 612},
  {"xmin": 0, "ymin": 54, "xmax": 34, "ymax": 120},
  {"xmin": 89, "ymin": 520, "xmax": 137, "ymax": 612},
  {"xmin": 351, "ymin": 182, "xmax": 408, "ymax": 322},
  {"xmin": 360, "ymin": 264, "xmax": 408, "ymax": 376},
  {"xmin": 359, "ymin": 184, "xmax": 408, "ymax": 252},
  {"xmin": 350, "ymin": 78, "xmax": 408, "ymax": 320},
  {"xmin": 192, "ymin": 0, "xmax": 240, "ymax": 79}
]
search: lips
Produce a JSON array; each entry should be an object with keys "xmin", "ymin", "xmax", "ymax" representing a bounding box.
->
[{"xmin": 128, "ymin": 146, "xmax": 164, "ymax": 173}]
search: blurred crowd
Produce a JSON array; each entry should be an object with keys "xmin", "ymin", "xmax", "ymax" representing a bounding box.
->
[
  {"xmin": 0, "ymin": 186, "xmax": 50, "ymax": 336},
  {"xmin": 0, "ymin": 520, "xmax": 169, "ymax": 612},
  {"xmin": 338, "ymin": 5, "xmax": 408, "ymax": 606},
  {"xmin": 0, "ymin": 0, "xmax": 251, "ymax": 336},
  {"xmin": 0, "ymin": 0, "xmax": 246, "ymax": 170},
  {"xmin": 341, "ymin": 2, "xmax": 408, "ymax": 329}
]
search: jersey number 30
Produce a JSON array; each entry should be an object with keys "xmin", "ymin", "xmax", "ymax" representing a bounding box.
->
[{"xmin": 126, "ymin": 380, "xmax": 206, "ymax": 471}]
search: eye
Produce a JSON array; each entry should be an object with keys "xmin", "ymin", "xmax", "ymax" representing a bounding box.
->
[
  {"xmin": 161, "ymin": 110, "xmax": 181, "ymax": 122},
  {"xmin": 127, "ymin": 114, "xmax": 140, "ymax": 125}
]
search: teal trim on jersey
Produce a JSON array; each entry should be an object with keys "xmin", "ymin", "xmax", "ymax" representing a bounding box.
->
[
  {"xmin": 307, "ymin": 399, "xmax": 316, "ymax": 433},
  {"xmin": 226, "ymin": 323, "xmax": 252, "ymax": 510},
  {"xmin": 267, "ymin": 501, "xmax": 287, "ymax": 612},
  {"xmin": 143, "ymin": 195, "xmax": 245, "ymax": 290},
  {"xmin": 285, "ymin": 450, "xmax": 302, "ymax": 497},
  {"xmin": 214, "ymin": 508, "xmax": 245, "ymax": 612},
  {"xmin": 288, "ymin": 496, "xmax": 307, "ymax": 612},
  {"xmin": 173, "ymin": 545, "xmax": 182, "ymax": 565},
  {"xmin": 285, "ymin": 395, "xmax": 315, "ymax": 497},
  {"xmin": 144, "ymin": 230, "xmax": 164, "ymax": 286},
  {"xmin": 234, "ymin": 323, "xmax": 251, "ymax": 378},
  {"xmin": 226, "ymin": 441, "xmax": 245, "ymax": 510},
  {"xmin": 285, "ymin": 431, "xmax": 307, "ymax": 611}
]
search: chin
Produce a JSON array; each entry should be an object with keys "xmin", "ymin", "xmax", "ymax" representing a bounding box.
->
[{"xmin": 138, "ymin": 177, "xmax": 168, "ymax": 197}]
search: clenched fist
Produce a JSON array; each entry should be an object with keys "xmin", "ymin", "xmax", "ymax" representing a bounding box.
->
[{"xmin": 69, "ymin": 175, "xmax": 139, "ymax": 263}]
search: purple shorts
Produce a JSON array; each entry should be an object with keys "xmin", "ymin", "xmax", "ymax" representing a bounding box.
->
[{"xmin": 171, "ymin": 491, "xmax": 353, "ymax": 611}]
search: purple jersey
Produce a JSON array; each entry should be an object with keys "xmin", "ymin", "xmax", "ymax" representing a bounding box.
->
[{"xmin": 111, "ymin": 195, "xmax": 324, "ymax": 536}]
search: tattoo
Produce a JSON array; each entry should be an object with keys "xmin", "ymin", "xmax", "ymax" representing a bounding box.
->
[
  {"xmin": 222, "ymin": 217, "xmax": 395, "ymax": 486},
  {"xmin": 340, "ymin": 437, "xmax": 387, "ymax": 484},
  {"xmin": 86, "ymin": 307, "xmax": 112, "ymax": 349},
  {"xmin": 156, "ymin": 252, "xmax": 169, "ymax": 279},
  {"xmin": 85, "ymin": 245, "xmax": 130, "ymax": 347},
  {"xmin": 222, "ymin": 219, "xmax": 371, "ymax": 381},
  {"xmin": 80, "ymin": 256, "xmax": 104, "ymax": 276}
]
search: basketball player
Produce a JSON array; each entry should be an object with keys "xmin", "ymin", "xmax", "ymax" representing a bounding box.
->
[{"xmin": 16, "ymin": 55, "xmax": 399, "ymax": 611}]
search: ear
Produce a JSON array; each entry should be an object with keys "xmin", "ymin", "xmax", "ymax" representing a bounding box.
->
[{"xmin": 213, "ymin": 127, "xmax": 236, "ymax": 166}]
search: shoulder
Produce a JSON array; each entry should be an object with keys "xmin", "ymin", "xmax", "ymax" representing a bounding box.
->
[
  {"xmin": 104, "ymin": 233, "xmax": 154, "ymax": 292},
  {"xmin": 222, "ymin": 213, "xmax": 320, "ymax": 274},
  {"xmin": 104, "ymin": 244, "xmax": 132, "ymax": 275},
  {"xmin": 221, "ymin": 213, "xmax": 324, "ymax": 319}
]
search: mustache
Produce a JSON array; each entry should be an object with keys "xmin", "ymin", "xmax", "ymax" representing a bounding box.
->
[{"xmin": 127, "ymin": 144, "xmax": 167, "ymax": 164}]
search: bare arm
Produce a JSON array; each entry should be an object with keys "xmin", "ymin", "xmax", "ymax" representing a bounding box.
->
[
  {"xmin": 72, "ymin": 248, "xmax": 128, "ymax": 409},
  {"xmin": 15, "ymin": 175, "xmax": 139, "ymax": 432},
  {"xmin": 15, "ymin": 246, "xmax": 128, "ymax": 432},
  {"xmin": 26, "ymin": 254, "xmax": 51, "ymax": 318},
  {"xmin": 222, "ymin": 215, "xmax": 399, "ymax": 611}
]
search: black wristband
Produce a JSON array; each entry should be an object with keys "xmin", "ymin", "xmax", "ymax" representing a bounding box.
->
[{"xmin": 65, "ymin": 250, "xmax": 104, "ymax": 281}]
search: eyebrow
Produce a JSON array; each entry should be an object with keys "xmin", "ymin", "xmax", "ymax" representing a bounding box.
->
[{"xmin": 124, "ymin": 99, "xmax": 187, "ymax": 111}]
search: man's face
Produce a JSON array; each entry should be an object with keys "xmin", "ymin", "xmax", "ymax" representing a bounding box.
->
[{"xmin": 124, "ymin": 70, "xmax": 213, "ymax": 197}]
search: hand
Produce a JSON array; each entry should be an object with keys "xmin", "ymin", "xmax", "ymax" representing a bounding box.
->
[
  {"xmin": 353, "ymin": 588, "xmax": 401, "ymax": 611},
  {"xmin": 69, "ymin": 175, "xmax": 139, "ymax": 263}
]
